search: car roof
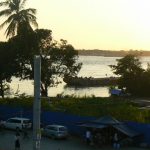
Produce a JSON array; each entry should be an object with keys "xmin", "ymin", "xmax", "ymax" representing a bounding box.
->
[
  {"xmin": 8, "ymin": 117, "xmax": 30, "ymax": 120},
  {"xmin": 46, "ymin": 124, "xmax": 66, "ymax": 128}
]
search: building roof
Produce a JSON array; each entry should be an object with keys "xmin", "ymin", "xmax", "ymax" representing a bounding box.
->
[
  {"xmin": 91, "ymin": 116, "xmax": 122, "ymax": 125},
  {"xmin": 79, "ymin": 116, "xmax": 141, "ymax": 138}
]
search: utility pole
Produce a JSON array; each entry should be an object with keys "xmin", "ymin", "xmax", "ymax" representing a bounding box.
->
[{"xmin": 33, "ymin": 56, "xmax": 41, "ymax": 150}]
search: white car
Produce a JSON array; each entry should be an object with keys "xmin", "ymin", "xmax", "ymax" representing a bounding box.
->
[
  {"xmin": 42, "ymin": 124, "xmax": 68, "ymax": 139},
  {"xmin": 2, "ymin": 117, "xmax": 32, "ymax": 130}
]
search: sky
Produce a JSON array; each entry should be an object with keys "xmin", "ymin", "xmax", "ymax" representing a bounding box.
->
[{"xmin": 1, "ymin": 0, "xmax": 150, "ymax": 50}]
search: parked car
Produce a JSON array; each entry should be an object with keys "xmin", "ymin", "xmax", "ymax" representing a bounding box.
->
[
  {"xmin": 2, "ymin": 117, "xmax": 32, "ymax": 130},
  {"xmin": 42, "ymin": 124, "xmax": 68, "ymax": 139}
]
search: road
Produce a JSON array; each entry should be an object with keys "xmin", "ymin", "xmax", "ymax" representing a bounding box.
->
[{"xmin": 0, "ymin": 130, "xmax": 148, "ymax": 150}]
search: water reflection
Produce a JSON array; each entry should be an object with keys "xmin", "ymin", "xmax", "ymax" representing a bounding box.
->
[
  {"xmin": 10, "ymin": 78, "xmax": 110, "ymax": 97},
  {"xmin": 62, "ymin": 86, "xmax": 110, "ymax": 97},
  {"xmin": 10, "ymin": 56, "xmax": 150, "ymax": 98}
]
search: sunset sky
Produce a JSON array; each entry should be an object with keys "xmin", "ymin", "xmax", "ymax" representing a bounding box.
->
[{"xmin": 1, "ymin": 0, "xmax": 150, "ymax": 50}]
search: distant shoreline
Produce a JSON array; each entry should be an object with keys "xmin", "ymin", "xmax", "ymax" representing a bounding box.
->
[{"xmin": 77, "ymin": 50, "xmax": 150, "ymax": 57}]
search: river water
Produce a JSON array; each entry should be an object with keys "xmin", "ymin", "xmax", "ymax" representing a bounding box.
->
[{"xmin": 10, "ymin": 56, "xmax": 150, "ymax": 97}]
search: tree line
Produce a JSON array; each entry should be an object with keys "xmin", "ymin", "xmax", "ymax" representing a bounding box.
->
[
  {"xmin": 110, "ymin": 54, "xmax": 150, "ymax": 97},
  {"xmin": 78, "ymin": 49, "xmax": 150, "ymax": 57},
  {"xmin": 0, "ymin": 0, "xmax": 82, "ymax": 98}
]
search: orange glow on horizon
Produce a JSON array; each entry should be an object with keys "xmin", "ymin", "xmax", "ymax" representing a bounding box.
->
[{"xmin": 0, "ymin": 0, "xmax": 150, "ymax": 50}]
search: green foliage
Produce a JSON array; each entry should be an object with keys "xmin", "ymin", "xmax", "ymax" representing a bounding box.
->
[
  {"xmin": 0, "ymin": 97, "xmax": 149, "ymax": 123},
  {"xmin": 8, "ymin": 29, "xmax": 82, "ymax": 97},
  {"xmin": 35, "ymin": 30, "xmax": 82, "ymax": 97},
  {"xmin": 49, "ymin": 97, "xmax": 150, "ymax": 123},
  {"xmin": 0, "ymin": 0, "xmax": 81, "ymax": 98},
  {"xmin": 0, "ymin": 42, "xmax": 18, "ymax": 98},
  {"xmin": 110, "ymin": 54, "xmax": 143, "ymax": 76},
  {"xmin": 110, "ymin": 54, "xmax": 150, "ymax": 96},
  {"xmin": 0, "ymin": 0, "xmax": 38, "ymax": 38}
]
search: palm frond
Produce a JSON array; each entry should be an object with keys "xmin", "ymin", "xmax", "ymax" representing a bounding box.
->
[
  {"xmin": 19, "ymin": 10, "xmax": 38, "ymax": 28},
  {"xmin": 0, "ymin": 1, "xmax": 10, "ymax": 7},
  {"xmin": 28, "ymin": 17, "xmax": 38, "ymax": 28},
  {"xmin": 21, "ymin": 8, "xmax": 37, "ymax": 15},
  {"xmin": 24, "ymin": 14, "xmax": 38, "ymax": 28},
  {"xmin": 0, "ymin": 0, "xmax": 37, "ymax": 37},
  {"xmin": 20, "ymin": 0, "xmax": 27, "ymax": 9},
  {"xmin": 0, "ymin": 19, "xmax": 11, "ymax": 29},
  {"xmin": 0, "ymin": 14, "xmax": 16, "ymax": 29},
  {"xmin": 5, "ymin": 19, "xmax": 17, "ymax": 37},
  {"xmin": 0, "ymin": 9, "xmax": 12, "ymax": 17},
  {"xmin": 0, "ymin": 20, "xmax": 8, "ymax": 29},
  {"xmin": 9, "ymin": 0, "xmax": 20, "ymax": 11},
  {"xmin": 26, "ymin": 13, "xmax": 37, "ymax": 20}
]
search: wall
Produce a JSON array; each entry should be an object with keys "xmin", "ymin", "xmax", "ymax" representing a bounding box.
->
[{"xmin": 0, "ymin": 105, "xmax": 150, "ymax": 144}]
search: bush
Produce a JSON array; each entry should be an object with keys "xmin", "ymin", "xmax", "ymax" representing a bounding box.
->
[{"xmin": 0, "ymin": 97, "xmax": 149, "ymax": 123}]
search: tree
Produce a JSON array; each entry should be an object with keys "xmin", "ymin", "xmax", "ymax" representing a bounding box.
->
[
  {"xmin": 0, "ymin": 0, "xmax": 38, "ymax": 38},
  {"xmin": 110, "ymin": 54, "xmax": 144, "ymax": 95},
  {"xmin": 8, "ymin": 29, "xmax": 38, "ymax": 79},
  {"xmin": 9, "ymin": 29, "xmax": 82, "ymax": 97},
  {"xmin": 0, "ymin": 42, "xmax": 17, "ymax": 98},
  {"xmin": 139, "ymin": 64, "xmax": 150, "ymax": 96},
  {"xmin": 35, "ymin": 29, "xmax": 82, "ymax": 96}
]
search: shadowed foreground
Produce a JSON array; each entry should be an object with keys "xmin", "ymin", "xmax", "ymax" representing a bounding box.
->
[{"xmin": 0, "ymin": 130, "xmax": 148, "ymax": 150}]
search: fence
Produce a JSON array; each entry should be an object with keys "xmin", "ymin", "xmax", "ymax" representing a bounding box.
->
[{"xmin": 0, "ymin": 105, "xmax": 150, "ymax": 144}]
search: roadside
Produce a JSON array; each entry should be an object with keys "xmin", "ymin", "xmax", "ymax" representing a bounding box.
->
[{"xmin": 0, "ymin": 130, "xmax": 148, "ymax": 150}]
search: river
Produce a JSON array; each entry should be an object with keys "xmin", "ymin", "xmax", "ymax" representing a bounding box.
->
[{"xmin": 10, "ymin": 56, "xmax": 150, "ymax": 97}]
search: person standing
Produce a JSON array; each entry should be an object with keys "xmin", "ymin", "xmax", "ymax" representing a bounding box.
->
[
  {"xmin": 113, "ymin": 133, "xmax": 120, "ymax": 149},
  {"xmin": 16, "ymin": 127, "xmax": 20, "ymax": 137},
  {"xmin": 22, "ymin": 124, "xmax": 28, "ymax": 139},
  {"xmin": 15, "ymin": 134, "xmax": 20, "ymax": 150},
  {"xmin": 85, "ymin": 130, "xmax": 91, "ymax": 145}
]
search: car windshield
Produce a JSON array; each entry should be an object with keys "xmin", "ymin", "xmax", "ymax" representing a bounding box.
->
[
  {"xmin": 59, "ymin": 127, "xmax": 67, "ymax": 131},
  {"xmin": 23, "ymin": 120, "xmax": 31, "ymax": 124}
]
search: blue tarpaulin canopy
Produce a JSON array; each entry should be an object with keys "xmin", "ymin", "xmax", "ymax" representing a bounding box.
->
[
  {"xmin": 110, "ymin": 89, "xmax": 122, "ymax": 96},
  {"xmin": 112, "ymin": 124, "xmax": 141, "ymax": 138},
  {"xmin": 79, "ymin": 116, "xmax": 141, "ymax": 138},
  {"xmin": 79, "ymin": 123, "xmax": 107, "ymax": 129},
  {"xmin": 91, "ymin": 116, "xmax": 123, "ymax": 125}
]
